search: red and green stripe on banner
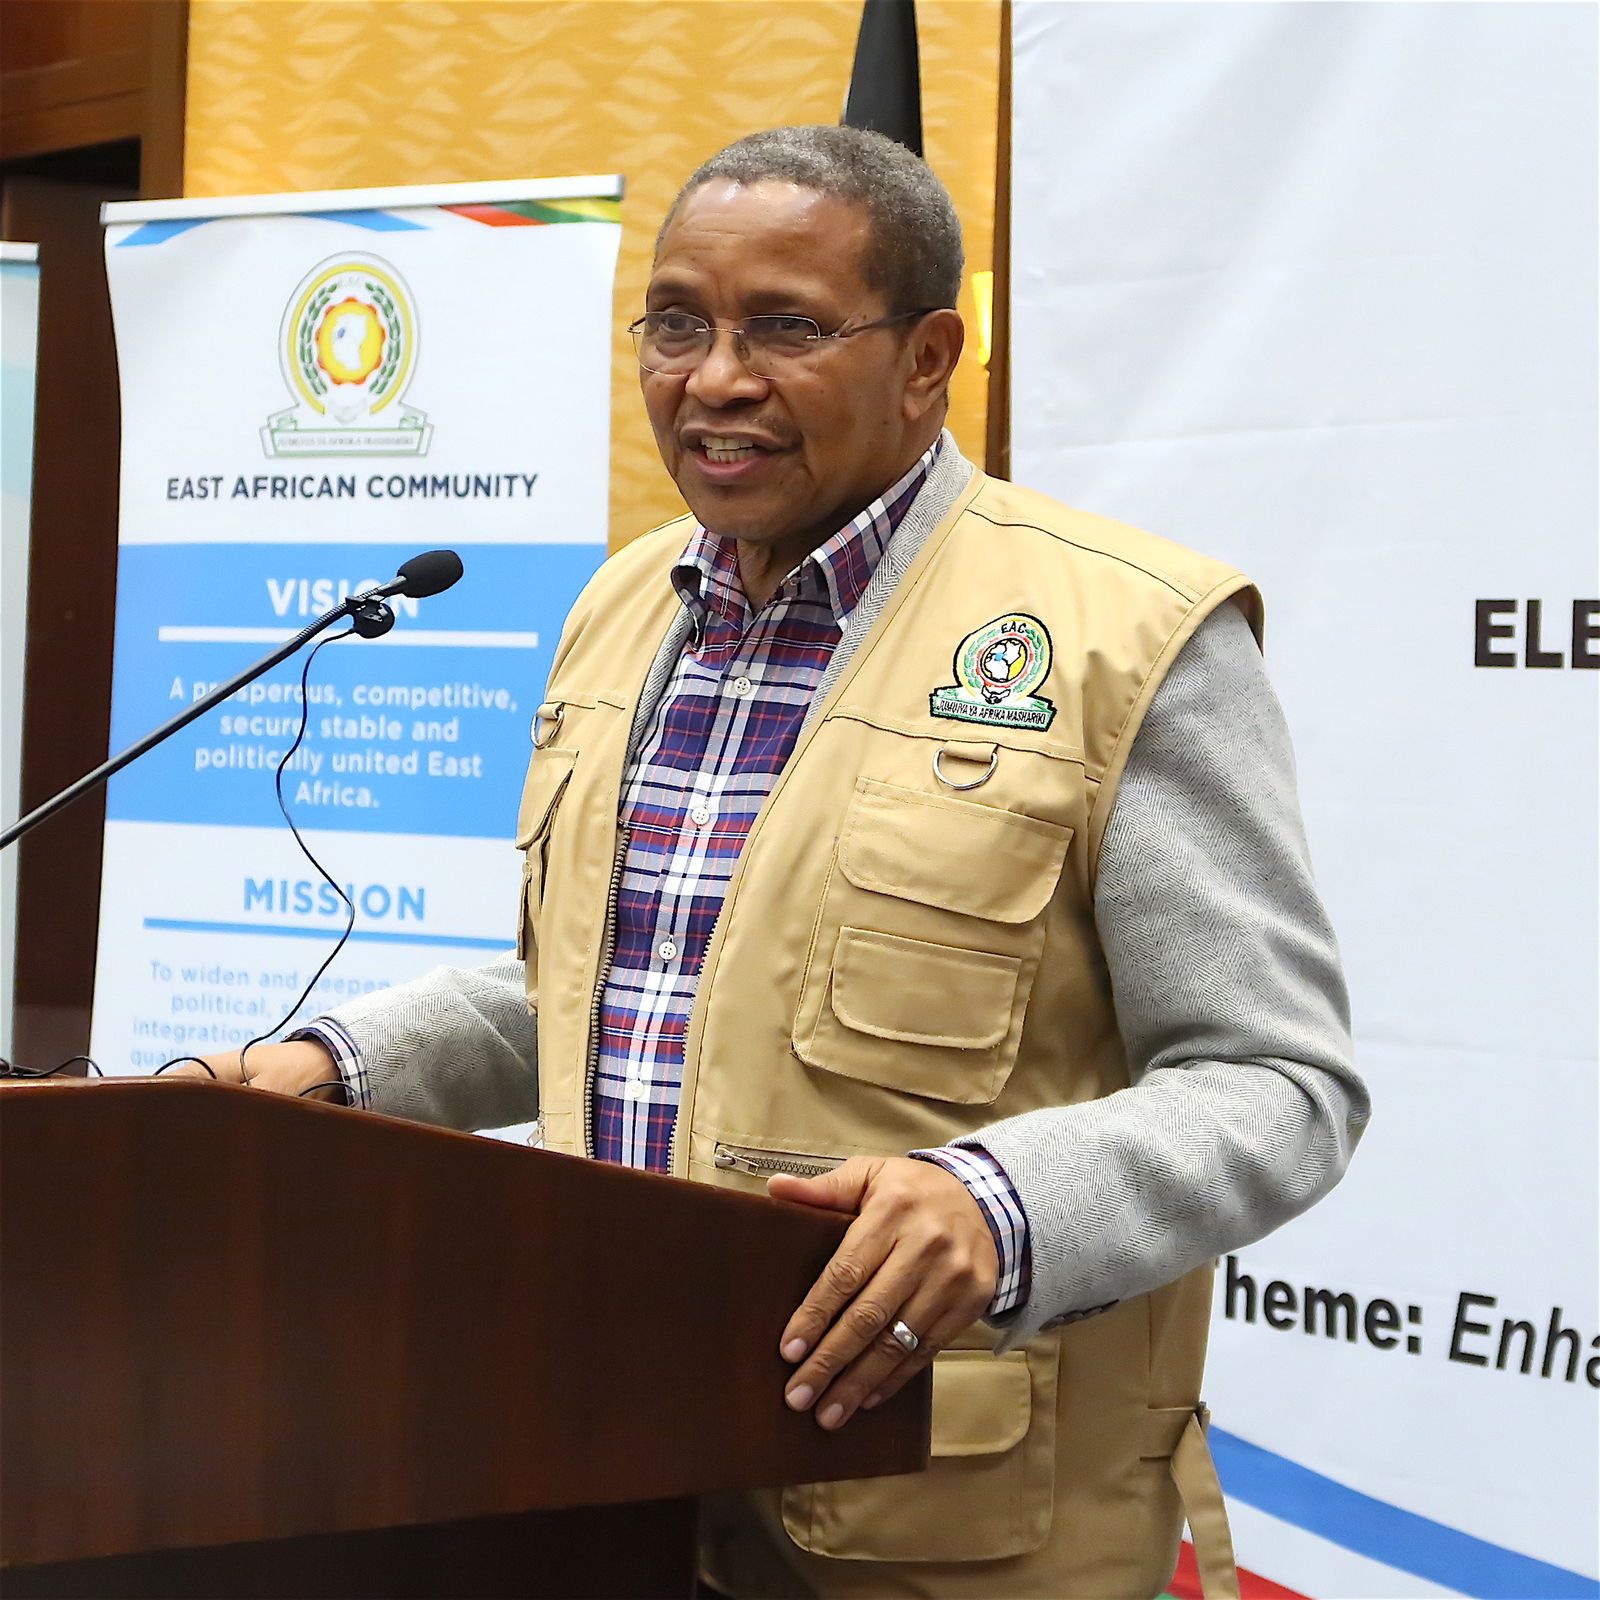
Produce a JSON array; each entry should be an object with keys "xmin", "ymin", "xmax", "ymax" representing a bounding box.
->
[
  {"xmin": 443, "ymin": 198, "xmax": 620, "ymax": 227},
  {"xmin": 1163, "ymin": 1541, "xmax": 1312, "ymax": 1600}
]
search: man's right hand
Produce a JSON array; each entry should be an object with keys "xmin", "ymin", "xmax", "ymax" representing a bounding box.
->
[{"xmin": 165, "ymin": 1039, "xmax": 347, "ymax": 1102}]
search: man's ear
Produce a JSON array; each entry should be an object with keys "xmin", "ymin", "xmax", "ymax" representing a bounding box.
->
[{"xmin": 902, "ymin": 308, "xmax": 965, "ymax": 423}]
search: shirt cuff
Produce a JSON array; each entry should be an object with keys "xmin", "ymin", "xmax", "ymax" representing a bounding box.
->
[
  {"xmin": 910, "ymin": 1144, "xmax": 1031, "ymax": 1318},
  {"xmin": 289, "ymin": 1017, "xmax": 368, "ymax": 1108}
]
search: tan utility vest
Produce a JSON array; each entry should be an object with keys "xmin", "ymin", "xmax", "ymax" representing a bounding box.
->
[{"xmin": 516, "ymin": 469, "xmax": 1259, "ymax": 1599}]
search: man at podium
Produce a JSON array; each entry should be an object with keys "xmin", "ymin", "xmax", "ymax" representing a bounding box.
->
[{"xmin": 197, "ymin": 127, "xmax": 1367, "ymax": 1599}]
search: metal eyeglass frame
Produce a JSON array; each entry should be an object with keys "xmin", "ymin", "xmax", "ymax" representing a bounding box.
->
[{"xmin": 627, "ymin": 308, "xmax": 939, "ymax": 377}]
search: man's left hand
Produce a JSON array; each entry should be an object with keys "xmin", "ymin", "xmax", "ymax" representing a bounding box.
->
[{"xmin": 768, "ymin": 1156, "xmax": 998, "ymax": 1430}]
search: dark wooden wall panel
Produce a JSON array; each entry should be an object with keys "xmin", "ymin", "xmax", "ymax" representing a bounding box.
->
[
  {"xmin": 1, "ymin": 0, "xmax": 153, "ymax": 72},
  {"xmin": 1, "ymin": 173, "xmax": 133, "ymax": 1065},
  {"xmin": 2, "ymin": 2, "xmax": 187, "ymax": 1066},
  {"xmin": 2, "ymin": 2, "xmax": 186, "ymax": 192}
]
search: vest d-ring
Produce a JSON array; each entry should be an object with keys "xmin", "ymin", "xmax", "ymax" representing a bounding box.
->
[
  {"xmin": 531, "ymin": 702, "xmax": 565, "ymax": 748},
  {"xmin": 932, "ymin": 740, "xmax": 999, "ymax": 791}
]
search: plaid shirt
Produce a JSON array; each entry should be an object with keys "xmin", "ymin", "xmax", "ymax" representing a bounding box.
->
[{"xmin": 311, "ymin": 438, "xmax": 1029, "ymax": 1317}]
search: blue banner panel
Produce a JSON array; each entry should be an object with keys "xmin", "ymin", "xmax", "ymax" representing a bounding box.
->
[{"xmin": 105, "ymin": 541, "xmax": 605, "ymax": 839}]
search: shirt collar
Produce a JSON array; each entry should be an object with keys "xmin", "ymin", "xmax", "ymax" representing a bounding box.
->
[{"xmin": 673, "ymin": 435, "xmax": 943, "ymax": 630}]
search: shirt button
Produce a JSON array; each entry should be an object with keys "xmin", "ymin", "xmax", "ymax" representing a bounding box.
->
[
  {"xmin": 657, "ymin": 938, "xmax": 679, "ymax": 961},
  {"xmin": 730, "ymin": 675, "xmax": 754, "ymax": 697},
  {"xmin": 689, "ymin": 805, "xmax": 712, "ymax": 827}
]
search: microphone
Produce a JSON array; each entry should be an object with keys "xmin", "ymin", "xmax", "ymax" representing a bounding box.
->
[
  {"xmin": 395, "ymin": 548, "xmax": 464, "ymax": 598},
  {"xmin": 343, "ymin": 549, "xmax": 464, "ymax": 638},
  {"xmin": 1, "ymin": 551, "xmax": 466, "ymax": 849},
  {"xmin": 356, "ymin": 548, "xmax": 465, "ymax": 604}
]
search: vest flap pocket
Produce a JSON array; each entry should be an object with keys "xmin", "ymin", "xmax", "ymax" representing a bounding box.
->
[
  {"xmin": 841, "ymin": 779, "xmax": 1071, "ymax": 923},
  {"xmin": 514, "ymin": 748, "xmax": 576, "ymax": 848},
  {"xmin": 779, "ymin": 1340, "xmax": 1058, "ymax": 1563},
  {"xmin": 929, "ymin": 1350, "xmax": 1031, "ymax": 1457},
  {"xmin": 514, "ymin": 748, "xmax": 575, "ymax": 975},
  {"xmin": 831, "ymin": 928, "xmax": 1017, "ymax": 1051}
]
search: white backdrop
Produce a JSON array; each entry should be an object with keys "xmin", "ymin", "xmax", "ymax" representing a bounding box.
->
[{"xmin": 1012, "ymin": 5, "xmax": 1597, "ymax": 1597}]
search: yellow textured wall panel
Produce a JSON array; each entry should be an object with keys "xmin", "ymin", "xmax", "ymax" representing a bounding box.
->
[
  {"xmin": 185, "ymin": 0, "xmax": 999, "ymax": 546},
  {"xmin": 920, "ymin": 0, "xmax": 1002, "ymax": 457}
]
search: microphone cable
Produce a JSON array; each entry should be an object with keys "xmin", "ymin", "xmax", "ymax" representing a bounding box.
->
[
  {"xmin": 233, "ymin": 625, "xmax": 360, "ymax": 1092},
  {"xmin": 0, "ymin": 1054, "xmax": 103, "ymax": 1078}
]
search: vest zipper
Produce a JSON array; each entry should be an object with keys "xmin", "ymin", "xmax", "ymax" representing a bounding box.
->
[
  {"xmin": 582, "ymin": 825, "xmax": 630, "ymax": 1161},
  {"xmin": 712, "ymin": 1143, "xmax": 843, "ymax": 1179}
]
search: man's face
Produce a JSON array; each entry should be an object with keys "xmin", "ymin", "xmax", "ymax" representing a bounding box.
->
[{"xmin": 641, "ymin": 178, "xmax": 927, "ymax": 553}]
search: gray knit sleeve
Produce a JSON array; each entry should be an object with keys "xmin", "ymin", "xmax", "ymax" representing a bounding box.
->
[
  {"xmin": 326, "ymin": 952, "xmax": 540, "ymax": 1131},
  {"xmin": 968, "ymin": 601, "xmax": 1369, "ymax": 1342}
]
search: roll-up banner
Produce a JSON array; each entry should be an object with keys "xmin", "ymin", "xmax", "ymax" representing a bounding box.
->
[
  {"xmin": 1, "ymin": 241, "xmax": 42, "ymax": 1057},
  {"xmin": 93, "ymin": 180, "xmax": 622, "ymax": 1107},
  {"xmin": 1012, "ymin": 5, "xmax": 1596, "ymax": 1599}
]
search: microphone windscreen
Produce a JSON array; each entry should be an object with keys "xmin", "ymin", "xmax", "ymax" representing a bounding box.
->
[{"xmin": 395, "ymin": 549, "xmax": 464, "ymax": 599}]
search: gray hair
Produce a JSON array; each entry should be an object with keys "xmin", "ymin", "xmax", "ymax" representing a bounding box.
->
[{"xmin": 659, "ymin": 125, "xmax": 964, "ymax": 312}]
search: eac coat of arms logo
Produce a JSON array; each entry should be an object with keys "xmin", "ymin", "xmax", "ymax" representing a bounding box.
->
[
  {"xmin": 930, "ymin": 613, "xmax": 1058, "ymax": 731},
  {"xmin": 261, "ymin": 253, "xmax": 432, "ymax": 457}
]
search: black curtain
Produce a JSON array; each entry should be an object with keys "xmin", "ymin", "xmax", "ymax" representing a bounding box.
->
[{"xmin": 841, "ymin": 0, "xmax": 923, "ymax": 156}]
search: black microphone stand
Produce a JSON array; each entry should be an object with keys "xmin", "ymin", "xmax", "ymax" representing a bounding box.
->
[{"xmin": 1, "ymin": 592, "xmax": 396, "ymax": 851}]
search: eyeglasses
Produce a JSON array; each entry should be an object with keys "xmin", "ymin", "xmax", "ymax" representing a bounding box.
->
[{"xmin": 627, "ymin": 309, "xmax": 936, "ymax": 378}]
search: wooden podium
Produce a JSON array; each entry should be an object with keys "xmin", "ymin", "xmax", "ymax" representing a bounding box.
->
[{"xmin": 0, "ymin": 1081, "xmax": 930, "ymax": 1598}]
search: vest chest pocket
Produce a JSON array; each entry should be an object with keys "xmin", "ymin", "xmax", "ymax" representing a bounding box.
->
[
  {"xmin": 780, "ymin": 1341, "xmax": 1058, "ymax": 1562},
  {"xmin": 513, "ymin": 747, "xmax": 577, "ymax": 996},
  {"xmin": 793, "ymin": 779, "xmax": 1072, "ymax": 1104}
]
